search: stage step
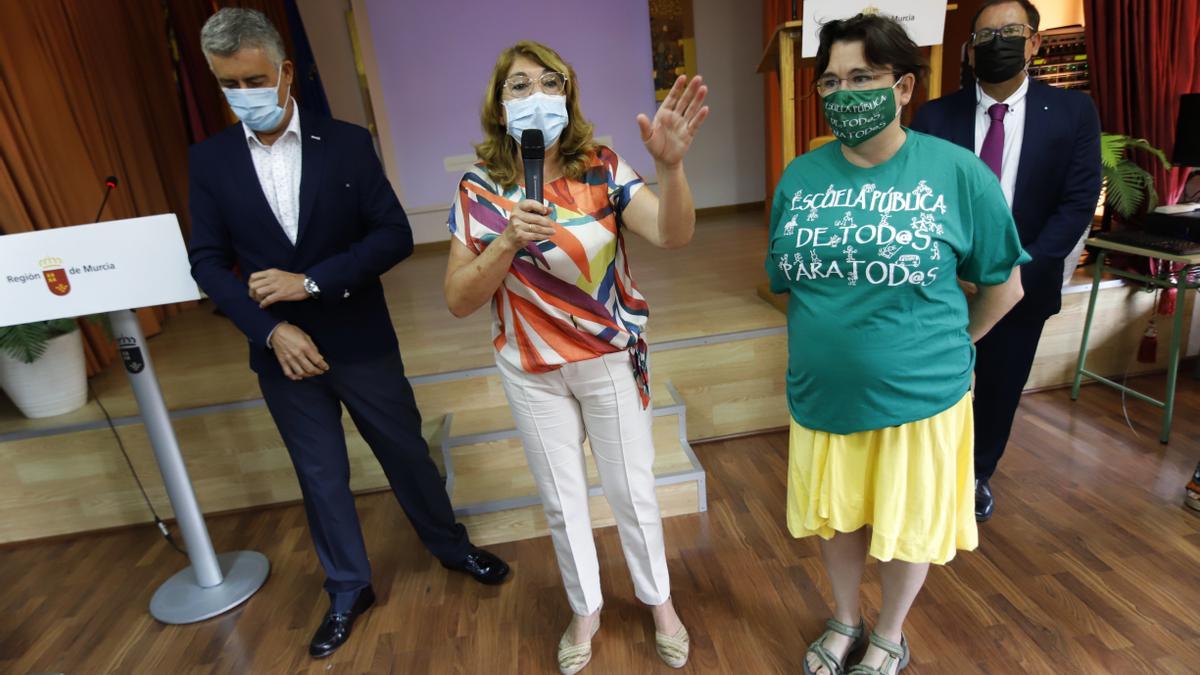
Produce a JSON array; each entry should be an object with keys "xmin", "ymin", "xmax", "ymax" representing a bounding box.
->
[{"xmin": 433, "ymin": 382, "xmax": 706, "ymax": 546}]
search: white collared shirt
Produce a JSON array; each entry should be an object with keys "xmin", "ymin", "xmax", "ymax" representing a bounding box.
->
[
  {"xmin": 244, "ymin": 99, "xmax": 302, "ymax": 244},
  {"xmin": 974, "ymin": 76, "xmax": 1029, "ymax": 207}
]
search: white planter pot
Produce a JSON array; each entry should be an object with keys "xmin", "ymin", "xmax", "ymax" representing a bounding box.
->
[{"xmin": 0, "ymin": 329, "xmax": 88, "ymax": 419}]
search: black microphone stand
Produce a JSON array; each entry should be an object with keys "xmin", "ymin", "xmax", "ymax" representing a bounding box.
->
[{"xmin": 94, "ymin": 176, "xmax": 118, "ymax": 223}]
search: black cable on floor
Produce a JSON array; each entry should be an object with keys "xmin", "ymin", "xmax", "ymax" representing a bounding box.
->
[{"xmin": 89, "ymin": 382, "xmax": 187, "ymax": 556}]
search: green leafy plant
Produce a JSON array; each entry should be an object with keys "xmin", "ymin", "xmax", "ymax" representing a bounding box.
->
[
  {"xmin": 1100, "ymin": 133, "xmax": 1171, "ymax": 218},
  {"xmin": 0, "ymin": 315, "xmax": 108, "ymax": 365},
  {"xmin": 0, "ymin": 319, "xmax": 80, "ymax": 364}
]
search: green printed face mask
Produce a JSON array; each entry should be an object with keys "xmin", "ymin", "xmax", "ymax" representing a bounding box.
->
[{"xmin": 822, "ymin": 81, "xmax": 902, "ymax": 148}]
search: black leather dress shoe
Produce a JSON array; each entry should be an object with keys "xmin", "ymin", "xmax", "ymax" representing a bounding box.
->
[
  {"xmin": 975, "ymin": 479, "xmax": 995, "ymax": 522},
  {"xmin": 309, "ymin": 585, "xmax": 375, "ymax": 659},
  {"xmin": 441, "ymin": 547, "xmax": 510, "ymax": 585}
]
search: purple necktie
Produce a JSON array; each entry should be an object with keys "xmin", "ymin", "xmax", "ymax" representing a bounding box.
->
[{"xmin": 980, "ymin": 103, "xmax": 1008, "ymax": 178}]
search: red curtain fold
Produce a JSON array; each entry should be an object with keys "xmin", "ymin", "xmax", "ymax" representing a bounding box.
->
[{"xmin": 1085, "ymin": 0, "xmax": 1200, "ymax": 206}]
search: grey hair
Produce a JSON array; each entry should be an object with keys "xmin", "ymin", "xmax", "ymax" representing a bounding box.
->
[{"xmin": 200, "ymin": 8, "xmax": 286, "ymax": 67}]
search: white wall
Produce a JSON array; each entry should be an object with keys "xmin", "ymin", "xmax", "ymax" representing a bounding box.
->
[
  {"xmin": 688, "ymin": 0, "xmax": 766, "ymax": 210},
  {"xmin": 307, "ymin": 0, "xmax": 767, "ymax": 244}
]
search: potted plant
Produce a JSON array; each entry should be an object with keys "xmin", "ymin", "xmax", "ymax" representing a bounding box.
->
[
  {"xmin": 0, "ymin": 318, "xmax": 89, "ymax": 418},
  {"xmin": 1100, "ymin": 132, "xmax": 1171, "ymax": 218}
]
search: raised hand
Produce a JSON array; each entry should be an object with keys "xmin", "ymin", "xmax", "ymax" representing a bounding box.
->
[{"xmin": 637, "ymin": 75, "xmax": 710, "ymax": 168}]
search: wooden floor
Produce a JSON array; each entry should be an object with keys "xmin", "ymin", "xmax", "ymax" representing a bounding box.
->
[
  {"xmin": 0, "ymin": 210, "xmax": 784, "ymax": 434},
  {"xmin": 4, "ymin": 207, "xmax": 1194, "ymax": 544},
  {"xmin": 3, "ymin": 373, "xmax": 1199, "ymax": 675},
  {"xmin": 0, "ymin": 212, "xmax": 790, "ymax": 543}
]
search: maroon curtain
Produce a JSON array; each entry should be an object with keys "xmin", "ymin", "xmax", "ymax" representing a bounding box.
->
[{"xmin": 1085, "ymin": 1, "xmax": 1200, "ymax": 205}]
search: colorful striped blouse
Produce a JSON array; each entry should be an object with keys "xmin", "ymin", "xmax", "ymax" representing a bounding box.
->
[{"xmin": 448, "ymin": 146, "xmax": 651, "ymax": 400}]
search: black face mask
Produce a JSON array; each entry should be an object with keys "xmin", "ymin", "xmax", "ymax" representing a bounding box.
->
[{"xmin": 973, "ymin": 36, "xmax": 1028, "ymax": 84}]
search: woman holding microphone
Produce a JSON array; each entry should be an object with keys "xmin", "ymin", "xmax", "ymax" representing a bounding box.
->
[{"xmin": 444, "ymin": 41, "xmax": 709, "ymax": 673}]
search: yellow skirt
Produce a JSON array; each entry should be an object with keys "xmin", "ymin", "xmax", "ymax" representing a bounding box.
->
[{"xmin": 786, "ymin": 393, "xmax": 977, "ymax": 565}]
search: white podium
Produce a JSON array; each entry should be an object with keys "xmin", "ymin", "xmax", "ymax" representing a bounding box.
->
[{"xmin": 0, "ymin": 214, "xmax": 269, "ymax": 623}]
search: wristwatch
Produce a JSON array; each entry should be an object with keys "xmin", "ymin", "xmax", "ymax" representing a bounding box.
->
[{"xmin": 303, "ymin": 276, "xmax": 321, "ymax": 299}]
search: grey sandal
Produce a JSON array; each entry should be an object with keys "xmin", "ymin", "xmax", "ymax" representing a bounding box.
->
[
  {"xmin": 847, "ymin": 632, "xmax": 910, "ymax": 674},
  {"xmin": 803, "ymin": 618, "xmax": 866, "ymax": 675}
]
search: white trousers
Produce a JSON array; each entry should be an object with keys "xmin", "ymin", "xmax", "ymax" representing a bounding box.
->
[{"xmin": 497, "ymin": 351, "xmax": 670, "ymax": 615}]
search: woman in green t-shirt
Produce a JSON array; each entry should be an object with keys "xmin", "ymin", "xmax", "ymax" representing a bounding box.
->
[{"xmin": 765, "ymin": 14, "xmax": 1030, "ymax": 675}]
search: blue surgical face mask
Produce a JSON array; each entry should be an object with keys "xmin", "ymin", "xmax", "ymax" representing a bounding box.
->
[
  {"xmin": 503, "ymin": 93, "xmax": 568, "ymax": 147},
  {"xmin": 222, "ymin": 65, "xmax": 288, "ymax": 132}
]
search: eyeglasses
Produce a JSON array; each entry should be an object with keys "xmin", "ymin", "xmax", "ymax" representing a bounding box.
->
[
  {"xmin": 970, "ymin": 23, "xmax": 1034, "ymax": 46},
  {"xmin": 501, "ymin": 72, "xmax": 568, "ymax": 99},
  {"xmin": 815, "ymin": 70, "xmax": 898, "ymax": 96}
]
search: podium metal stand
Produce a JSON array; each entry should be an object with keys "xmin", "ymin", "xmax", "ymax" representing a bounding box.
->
[
  {"xmin": 0, "ymin": 214, "xmax": 270, "ymax": 625},
  {"xmin": 109, "ymin": 309, "xmax": 269, "ymax": 623}
]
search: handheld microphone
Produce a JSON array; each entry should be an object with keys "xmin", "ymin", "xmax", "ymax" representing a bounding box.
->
[
  {"xmin": 95, "ymin": 175, "xmax": 118, "ymax": 223},
  {"xmin": 521, "ymin": 129, "xmax": 545, "ymax": 205}
]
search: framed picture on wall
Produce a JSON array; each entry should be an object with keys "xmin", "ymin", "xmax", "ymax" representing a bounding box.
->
[{"xmin": 649, "ymin": 0, "xmax": 697, "ymax": 102}]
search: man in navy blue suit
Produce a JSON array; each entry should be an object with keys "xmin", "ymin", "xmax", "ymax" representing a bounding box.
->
[
  {"xmin": 188, "ymin": 8, "xmax": 508, "ymax": 658},
  {"xmin": 912, "ymin": 0, "xmax": 1101, "ymax": 522}
]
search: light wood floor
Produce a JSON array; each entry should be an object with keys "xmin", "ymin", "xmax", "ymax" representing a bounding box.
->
[
  {"xmin": 2, "ymin": 374, "xmax": 1198, "ymax": 674},
  {"xmin": 0, "ymin": 212, "xmax": 788, "ymax": 543},
  {"xmin": 1, "ymin": 209, "xmax": 1193, "ymax": 545},
  {"xmin": 0, "ymin": 210, "xmax": 783, "ymax": 433}
]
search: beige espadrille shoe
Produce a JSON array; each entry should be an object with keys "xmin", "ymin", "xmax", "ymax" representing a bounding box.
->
[
  {"xmin": 557, "ymin": 619, "xmax": 600, "ymax": 675},
  {"xmin": 655, "ymin": 624, "xmax": 690, "ymax": 669}
]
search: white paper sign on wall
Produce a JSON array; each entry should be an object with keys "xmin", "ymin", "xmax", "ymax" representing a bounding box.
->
[
  {"xmin": 0, "ymin": 214, "xmax": 201, "ymax": 327},
  {"xmin": 802, "ymin": 1, "xmax": 950, "ymax": 59}
]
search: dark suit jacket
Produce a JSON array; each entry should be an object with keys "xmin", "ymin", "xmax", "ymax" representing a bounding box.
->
[
  {"xmin": 911, "ymin": 79, "xmax": 1102, "ymax": 319},
  {"xmin": 188, "ymin": 111, "xmax": 412, "ymax": 376}
]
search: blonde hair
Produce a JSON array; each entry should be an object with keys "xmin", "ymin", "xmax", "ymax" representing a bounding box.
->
[{"xmin": 474, "ymin": 41, "xmax": 597, "ymax": 191}]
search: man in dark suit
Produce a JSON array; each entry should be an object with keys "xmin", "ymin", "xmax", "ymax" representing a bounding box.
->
[
  {"xmin": 912, "ymin": 0, "xmax": 1101, "ymax": 522},
  {"xmin": 188, "ymin": 8, "xmax": 508, "ymax": 658}
]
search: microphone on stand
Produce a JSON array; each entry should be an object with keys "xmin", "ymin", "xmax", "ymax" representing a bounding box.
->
[
  {"xmin": 95, "ymin": 175, "xmax": 118, "ymax": 223},
  {"xmin": 521, "ymin": 129, "xmax": 544, "ymax": 205}
]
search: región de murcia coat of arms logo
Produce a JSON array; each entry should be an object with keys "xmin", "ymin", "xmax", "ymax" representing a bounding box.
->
[
  {"xmin": 118, "ymin": 337, "xmax": 145, "ymax": 374},
  {"xmin": 40, "ymin": 256, "xmax": 70, "ymax": 296}
]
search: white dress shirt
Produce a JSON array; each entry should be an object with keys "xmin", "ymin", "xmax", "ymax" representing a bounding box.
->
[
  {"xmin": 244, "ymin": 99, "xmax": 302, "ymax": 244},
  {"xmin": 974, "ymin": 76, "xmax": 1029, "ymax": 208}
]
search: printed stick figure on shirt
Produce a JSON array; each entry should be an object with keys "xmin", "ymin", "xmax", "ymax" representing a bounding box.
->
[
  {"xmin": 778, "ymin": 254, "xmax": 794, "ymax": 280},
  {"xmin": 931, "ymin": 242, "xmax": 941, "ymax": 261},
  {"xmin": 911, "ymin": 212, "xmax": 943, "ymax": 235},
  {"xmin": 783, "ymin": 214, "xmax": 799, "ymax": 236},
  {"xmin": 807, "ymin": 207, "xmax": 820, "ymax": 222}
]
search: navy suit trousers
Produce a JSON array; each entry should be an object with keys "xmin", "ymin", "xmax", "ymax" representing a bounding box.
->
[{"xmin": 258, "ymin": 351, "xmax": 470, "ymax": 611}]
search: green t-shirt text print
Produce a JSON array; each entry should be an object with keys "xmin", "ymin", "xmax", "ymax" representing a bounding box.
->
[{"xmin": 766, "ymin": 130, "xmax": 1031, "ymax": 435}]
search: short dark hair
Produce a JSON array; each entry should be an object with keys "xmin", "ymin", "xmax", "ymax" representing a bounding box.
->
[
  {"xmin": 814, "ymin": 13, "xmax": 930, "ymax": 84},
  {"xmin": 972, "ymin": 0, "xmax": 1041, "ymax": 33}
]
